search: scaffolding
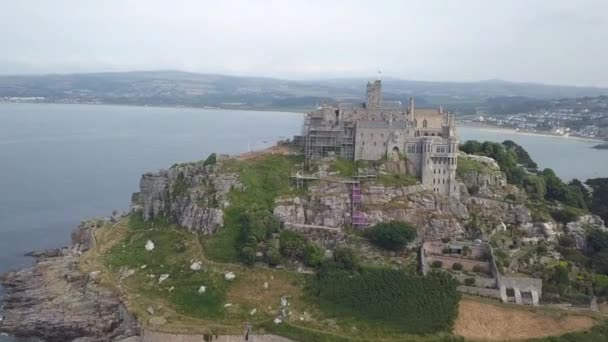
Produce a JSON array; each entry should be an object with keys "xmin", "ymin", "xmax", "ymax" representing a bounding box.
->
[
  {"xmin": 303, "ymin": 121, "xmax": 355, "ymax": 166},
  {"xmin": 350, "ymin": 181, "xmax": 368, "ymax": 229}
]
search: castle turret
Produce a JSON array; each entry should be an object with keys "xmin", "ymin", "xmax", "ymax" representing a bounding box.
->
[{"xmin": 366, "ymin": 80, "xmax": 382, "ymax": 109}]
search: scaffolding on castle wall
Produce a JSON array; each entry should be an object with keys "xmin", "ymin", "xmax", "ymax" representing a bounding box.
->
[
  {"xmin": 350, "ymin": 181, "xmax": 368, "ymax": 229},
  {"xmin": 303, "ymin": 122, "xmax": 355, "ymax": 166}
]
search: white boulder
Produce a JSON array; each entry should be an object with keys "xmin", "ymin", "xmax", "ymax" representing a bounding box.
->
[
  {"xmin": 158, "ymin": 274, "xmax": 170, "ymax": 284},
  {"xmin": 145, "ymin": 240, "xmax": 155, "ymax": 251}
]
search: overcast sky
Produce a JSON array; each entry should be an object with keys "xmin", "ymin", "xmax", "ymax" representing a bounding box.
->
[{"xmin": 1, "ymin": 0, "xmax": 608, "ymax": 86}]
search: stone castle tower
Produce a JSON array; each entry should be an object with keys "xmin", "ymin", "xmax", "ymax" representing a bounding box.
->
[{"xmin": 365, "ymin": 80, "xmax": 382, "ymax": 109}]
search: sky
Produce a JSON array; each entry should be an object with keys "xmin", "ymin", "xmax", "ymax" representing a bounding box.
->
[{"xmin": 1, "ymin": 0, "xmax": 608, "ymax": 86}]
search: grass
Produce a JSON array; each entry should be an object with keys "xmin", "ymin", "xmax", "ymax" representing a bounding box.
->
[
  {"xmin": 456, "ymin": 156, "xmax": 498, "ymax": 177},
  {"xmin": 204, "ymin": 154, "xmax": 303, "ymax": 262},
  {"xmin": 104, "ymin": 215, "xmax": 229, "ymax": 318},
  {"xmin": 377, "ymin": 173, "xmax": 418, "ymax": 187},
  {"xmin": 329, "ymin": 158, "xmax": 357, "ymax": 177}
]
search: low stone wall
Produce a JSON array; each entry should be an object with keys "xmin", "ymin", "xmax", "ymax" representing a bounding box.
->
[
  {"xmin": 453, "ymin": 273, "xmax": 497, "ymax": 288},
  {"xmin": 458, "ymin": 286, "xmax": 501, "ymax": 299},
  {"xmin": 142, "ymin": 332, "xmax": 293, "ymax": 342}
]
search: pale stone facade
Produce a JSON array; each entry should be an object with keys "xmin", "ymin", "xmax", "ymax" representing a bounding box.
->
[{"xmin": 300, "ymin": 79, "xmax": 459, "ymax": 198}]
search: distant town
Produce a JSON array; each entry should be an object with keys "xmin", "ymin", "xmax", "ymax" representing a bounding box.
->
[{"xmin": 464, "ymin": 96, "xmax": 608, "ymax": 140}]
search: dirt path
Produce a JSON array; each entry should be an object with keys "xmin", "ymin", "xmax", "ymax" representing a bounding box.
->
[{"xmin": 454, "ymin": 298, "xmax": 596, "ymax": 341}]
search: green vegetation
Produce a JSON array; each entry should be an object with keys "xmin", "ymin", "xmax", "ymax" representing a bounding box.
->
[
  {"xmin": 377, "ymin": 173, "xmax": 418, "ymax": 186},
  {"xmin": 204, "ymin": 154, "xmax": 303, "ymax": 262},
  {"xmin": 171, "ymin": 172, "xmax": 189, "ymax": 198},
  {"xmin": 586, "ymin": 178, "xmax": 608, "ymax": 223},
  {"xmin": 106, "ymin": 215, "xmax": 229, "ymax": 318},
  {"xmin": 237, "ymin": 207, "xmax": 281, "ymax": 265},
  {"xmin": 529, "ymin": 320, "xmax": 608, "ymax": 341},
  {"xmin": 308, "ymin": 268, "xmax": 460, "ymax": 334},
  {"xmin": 329, "ymin": 158, "xmax": 357, "ymax": 177},
  {"xmin": 461, "ymin": 140, "xmax": 589, "ymax": 210},
  {"xmin": 203, "ymin": 152, "xmax": 217, "ymax": 166},
  {"xmin": 364, "ymin": 221, "xmax": 417, "ymax": 251},
  {"xmin": 456, "ymin": 156, "xmax": 497, "ymax": 177}
]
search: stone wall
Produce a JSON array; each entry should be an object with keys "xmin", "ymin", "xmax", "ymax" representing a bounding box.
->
[
  {"xmin": 457, "ymin": 286, "xmax": 501, "ymax": 299},
  {"xmin": 426, "ymin": 255, "xmax": 491, "ymax": 273}
]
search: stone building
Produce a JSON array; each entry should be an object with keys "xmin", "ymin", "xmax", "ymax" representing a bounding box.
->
[{"xmin": 299, "ymin": 79, "xmax": 459, "ymax": 198}]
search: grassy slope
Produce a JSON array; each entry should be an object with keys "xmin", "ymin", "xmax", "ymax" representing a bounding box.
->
[{"xmin": 203, "ymin": 154, "xmax": 304, "ymax": 262}]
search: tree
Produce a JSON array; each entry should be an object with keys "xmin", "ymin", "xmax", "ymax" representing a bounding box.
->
[
  {"xmin": 203, "ymin": 153, "xmax": 217, "ymax": 166},
  {"xmin": 365, "ymin": 221, "xmax": 417, "ymax": 251},
  {"xmin": 586, "ymin": 178, "xmax": 608, "ymax": 223}
]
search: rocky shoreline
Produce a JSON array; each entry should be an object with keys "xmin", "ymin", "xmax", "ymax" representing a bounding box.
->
[{"xmin": 0, "ymin": 217, "xmax": 139, "ymax": 342}]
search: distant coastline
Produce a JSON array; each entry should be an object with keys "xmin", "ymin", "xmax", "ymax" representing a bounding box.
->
[
  {"xmin": 0, "ymin": 99, "xmax": 308, "ymax": 114},
  {"xmin": 458, "ymin": 121, "xmax": 604, "ymax": 143}
]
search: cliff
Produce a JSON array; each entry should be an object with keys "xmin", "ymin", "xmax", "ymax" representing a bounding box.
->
[
  {"xmin": 135, "ymin": 161, "xmax": 241, "ymax": 234},
  {"xmin": 0, "ymin": 218, "xmax": 138, "ymax": 342}
]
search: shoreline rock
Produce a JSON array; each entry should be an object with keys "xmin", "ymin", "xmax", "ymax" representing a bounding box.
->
[{"xmin": 0, "ymin": 220, "xmax": 139, "ymax": 342}]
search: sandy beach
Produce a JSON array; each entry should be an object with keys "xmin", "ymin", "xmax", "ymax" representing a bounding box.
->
[{"xmin": 458, "ymin": 122, "xmax": 604, "ymax": 143}]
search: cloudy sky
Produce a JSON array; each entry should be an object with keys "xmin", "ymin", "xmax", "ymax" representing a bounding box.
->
[{"xmin": 1, "ymin": 0, "xmax": 608, "ymax": 86}]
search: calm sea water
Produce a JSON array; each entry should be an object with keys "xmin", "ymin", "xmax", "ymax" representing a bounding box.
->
[{"xmin": 0, "ymin": 104, "xmax": 606, "ymax": 341}]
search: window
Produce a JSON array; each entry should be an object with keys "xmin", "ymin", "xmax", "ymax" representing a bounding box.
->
[
  {"xmin": 423, "ymin": 119, "xmax": 428, "ymax": 128},
  {"xmin": 407, "ymin": 144, "xmax": 416, "ymax": 153},
  {"xmin": 434, "ymin": 169, "xmax": 436, "ymax": 174},
  {"xmin": 373, "ymin": 141, "xmax": 377, "ymax": 146}
]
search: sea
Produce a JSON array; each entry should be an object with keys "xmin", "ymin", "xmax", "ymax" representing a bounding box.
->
[{"xmin": 0, "ymin": 103, "xmax": 607, "ymax": 341}]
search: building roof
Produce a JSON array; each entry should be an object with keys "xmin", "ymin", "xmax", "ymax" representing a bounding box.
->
[
  {"xmin": 356, "ymin": 120, "xmax": 408, "ymax": 129},
  {"xmin": 415, "ymin": 108, "xmax": 443, "ymax": 117}
]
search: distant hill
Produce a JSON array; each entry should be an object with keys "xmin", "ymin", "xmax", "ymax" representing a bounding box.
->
[{"xmin": 1, "ymin": 70, "xmax": 607, "ymax": 112}]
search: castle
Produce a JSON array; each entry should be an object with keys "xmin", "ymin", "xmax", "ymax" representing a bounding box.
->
[{"xmin": 299, "ymin": 79, "xmax": 459, "ymax": 198}]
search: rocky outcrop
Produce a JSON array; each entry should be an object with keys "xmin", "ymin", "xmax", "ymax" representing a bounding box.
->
[
  {"xmin": 274, "ymin": 181, "xmax": 468, "ymax": 240},
  {"xmin": 460, "ymin": 170, "xmax": 507, "ymax": 197},
  {"xmin": 365, "ymin": 190, "xmax": 468, "ymax": 240},
  {"xmin": 566, "ymin": 214, "xmax": 608, "ymax": 251},
  {"xmin": 0, "ymin": 221, "xmax": 138, "ymax": 342},
  {"xmin": 135, "ymin": 162, "xmax": 241, "ymax": 235}
]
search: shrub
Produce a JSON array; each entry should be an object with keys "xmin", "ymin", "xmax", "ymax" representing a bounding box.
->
[
  {"xmin": 441, "ymin": 237, "xmax": 450, "ymax": 243},
  {"xmin": 265, "ymin": 246, "xmax": 282, "ymax": 266},
  {"xmin": 304, "ymin": 244, "xmax": 324, "ymax": 268},
  {"xmin": 203, "ymin": 153, "xmax": 217, "ymax": 166},
  {"xmin": 365, "ymin": 221, "xmax": 417, "ymax": 251},
  {"xmin": 442, "ymin": 247, "xmax": 450, "ymax": 254},
  {"xmin": 504, "ymin": 194, "xmax": 517, "ymax": 202},
  {"xmin": 472, "ymin": 265, "xmax": 485, "ymax": 273},
  {"xmin": 309, "ymin": 268, "xmax": 460, "ymax": 334},
  {"xmin": 452, "ymin": 262, "xmax": 463, "ymax": 271},
  {"xmin": 558, "ymin": 236, "xmax": 575, "ymax": 248},
  {"xmin": 333, "ymin": 247, "xmax": 360, "ymax": 271},
  {"xmin": 431, "ymin": 260, "xmax": 443, "ymax": 268},
  {"xmin": 462, "ymin": 245, "xmax": 471, "ymax": 256},
  {"xmin": 536, "ymin": 243, "xmax": 548, "ymax": 254},
  {"xmin": 464, "ymin": 278, "xmax": 476, "ymax": 286},
  {"xmin": 551, "ymin": 207, "xmax": 584, "ymax": 224},
  {"xmin": 279, "ymin": 230, "xmax": 307, "ymax": 258}
]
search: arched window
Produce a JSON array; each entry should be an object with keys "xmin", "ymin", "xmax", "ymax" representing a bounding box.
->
[
  {"xmin": 414, "ymin": 119, "xmax": 418, "ymax": 127},
  {"xmin": 423, "ymin": 119, "xmax": 428, "ymax": 128}
]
